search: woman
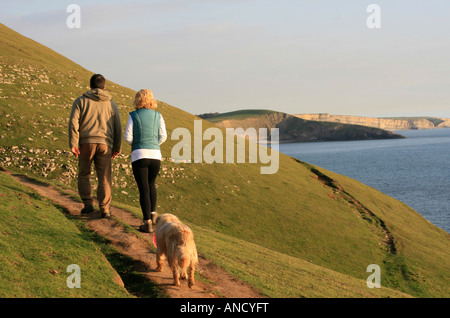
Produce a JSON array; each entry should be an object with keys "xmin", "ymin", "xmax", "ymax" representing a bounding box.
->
[{"xmin": 124, "ymin": 89, "xmax": 167, "ymax": 233}]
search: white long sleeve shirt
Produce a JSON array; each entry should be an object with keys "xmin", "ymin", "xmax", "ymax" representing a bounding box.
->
[{"xmin": 124, "ymin": 113, "xmax": 167, "ymax": 162}]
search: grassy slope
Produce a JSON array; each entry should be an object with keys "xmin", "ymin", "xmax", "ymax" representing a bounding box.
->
[
  {"xmin": 1, "ymin": 23, "xmax": 449, "ymax": 297},
  {"xmin": 0, "ymin": 171, "xmax": 132, "ymax": 297},
  {"xmin": 327, "ymin": 170, "xmax": 450, "ymax": 297}
]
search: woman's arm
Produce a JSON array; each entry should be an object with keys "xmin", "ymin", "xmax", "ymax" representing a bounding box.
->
[
  {"xmin": 159, "ymin": 115, "xmax": 167, "ymax": 145},
  {"xmin": 124, "ymin": 115, "xmax": 134, "ymax": 145}
]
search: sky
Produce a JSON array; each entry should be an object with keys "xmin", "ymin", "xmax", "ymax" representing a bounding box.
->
[{"xmin": 2, "ymin": 0, "xmax": 450, "ymax": 118}]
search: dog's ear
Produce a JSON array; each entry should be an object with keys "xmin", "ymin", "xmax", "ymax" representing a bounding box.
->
[{"xmin": 155, "ymin": 216, "xmax": 161, "ymax": 225}]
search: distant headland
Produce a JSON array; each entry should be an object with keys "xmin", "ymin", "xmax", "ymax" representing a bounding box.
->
[
  {"xmin": 294, "ymin": 113, "xmax": 450, "ymax": 130},
  {"xmin": 197, "ymin": 110, "xmax": 405, "ymax": 143}
]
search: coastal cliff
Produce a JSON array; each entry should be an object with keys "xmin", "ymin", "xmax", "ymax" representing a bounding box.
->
[
  {"xmin": 203, "ymin": 110, "xmax": 404, "ymax": 143},
  {"xmin": 295, "ymin": 114, "xmax": 450, "ymax": 130}
]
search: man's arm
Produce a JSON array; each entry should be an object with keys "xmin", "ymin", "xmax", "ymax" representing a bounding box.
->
[
  {"xmin": 111, "ymin": 101, "xmax": 122, "ymax": 158},
  {"xmin": 68, "ymin": 99, "xmax": 81, "ymax": 157}
]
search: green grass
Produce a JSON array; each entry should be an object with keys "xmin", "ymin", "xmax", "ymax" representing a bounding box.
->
[
  {"xmin": 1, "ymin": 23, "xmax": 449, "ymax": 298},
  {"xmin": 191, "ymin": 224, "xmax": 412, "ymax": 298},
  {"xmin": 0, "ymin": 172, "xmax": 132, "ymax": 297},
  {"xmin": 0, "ymin": 170, "xmax": 167, "ymax": 298},
  {"xmin": 326, "ymin": 169, "xmax": 450, "ymax": 297},
  {"xmin": 79, "ymin": 188, "xmax": 411, "ymax": 298}
]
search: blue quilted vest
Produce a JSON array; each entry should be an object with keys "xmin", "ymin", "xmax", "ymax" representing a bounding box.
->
[{"xmin": 129, "ymin": 108, "xmax": 161, "ymax": 151}]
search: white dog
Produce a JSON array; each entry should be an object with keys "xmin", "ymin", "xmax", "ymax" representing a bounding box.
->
[{"xmin": 154, "ymin": 213, "xmax": 198, "ymax": 288}]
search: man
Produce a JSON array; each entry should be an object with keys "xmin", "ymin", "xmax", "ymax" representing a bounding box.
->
[{"xmin": 68, "ymin": 74, "xmax": 122, "ymax": 218}]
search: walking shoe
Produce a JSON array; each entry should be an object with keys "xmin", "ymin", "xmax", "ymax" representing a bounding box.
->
[
  {"xmin": 151, "ymin": 212, "xmax": 158, "ymax": 225},
  {"xmin": 139, "ymin": 222, "xmax": 153, "ymax": 233},
  {"xmin": 81, "ymin": 204, "xmax": 94, "ymax": 214},
  {"xmin": 101, "ymin": 209, "xmax": 111, "ymax": 218}
]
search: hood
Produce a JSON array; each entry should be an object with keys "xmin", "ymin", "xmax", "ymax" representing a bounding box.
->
[{"xmin": 83, "ymin": 88, "xmax": 112, "ymax": 101}]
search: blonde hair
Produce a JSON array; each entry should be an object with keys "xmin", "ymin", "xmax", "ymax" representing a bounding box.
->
[{"xmin": 133, "ymin": 89, "xmax": 157, "ymax": 110}]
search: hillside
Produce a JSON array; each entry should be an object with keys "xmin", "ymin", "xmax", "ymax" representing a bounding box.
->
[
  {"xmin": 1, "ymin": 23, "xmax": 449, "ymax": 298},
  {"xmin": 295, "ymin": 113, "xmax": 450, "ymax": 130},
  {"xmin": 199, "ymin": 110, "xmax": 404, "ymax": 143}
]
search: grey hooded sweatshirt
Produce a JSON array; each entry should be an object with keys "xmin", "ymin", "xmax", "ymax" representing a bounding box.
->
[{"xmin": 69, "ymin": 88, "xmax": 122, "ymax": 153}]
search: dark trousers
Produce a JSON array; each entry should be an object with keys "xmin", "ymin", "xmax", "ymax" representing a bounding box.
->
[
  {"xmin": 78, "ymin": 143, "xmax": 112, "ymax": 212},
  {"xmin": 132, "ymin": 158, "xmax": 161, "ymax": 220}
]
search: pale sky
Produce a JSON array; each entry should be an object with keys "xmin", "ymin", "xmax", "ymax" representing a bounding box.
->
[{"xmin": 2, "ymin": 0, "xmax": 450, "ymax": 117}]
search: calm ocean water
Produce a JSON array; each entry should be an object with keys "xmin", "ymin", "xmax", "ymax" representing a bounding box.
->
[{"xmin": 279, "ymin": 128, "xmax": 450, "ymax": 233}]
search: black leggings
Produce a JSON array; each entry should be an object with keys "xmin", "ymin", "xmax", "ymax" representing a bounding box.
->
[{"xmin": 132, "ymin": 159, "xmax": 161, "ymax": 220}]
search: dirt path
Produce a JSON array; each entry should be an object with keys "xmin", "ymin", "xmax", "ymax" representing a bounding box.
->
[{"xmin": 4, "ymin": 170, "xmax": 264, "ymax": 299}]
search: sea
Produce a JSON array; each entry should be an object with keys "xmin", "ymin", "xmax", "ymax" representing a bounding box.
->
[{"xmin": 278, "ymin": 128, "xmax": 450, "ymax": 233}]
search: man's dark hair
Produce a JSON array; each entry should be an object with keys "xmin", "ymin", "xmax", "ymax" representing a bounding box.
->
[{"xmin": 90, "ymin": 74, "xmax": 106, "ymax": 89}]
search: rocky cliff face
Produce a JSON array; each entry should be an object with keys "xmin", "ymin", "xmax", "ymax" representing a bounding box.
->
[
  {"xmin": 213, "ymin": 112, "xmax": 404, "ymax": 143},
  {"xmin": 437, "ymin": 118, "xmax": 450, "ymax": 128},
  {"xmin": 294, "ymin": 114, "xmax": 450, "ymax": 130}
]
